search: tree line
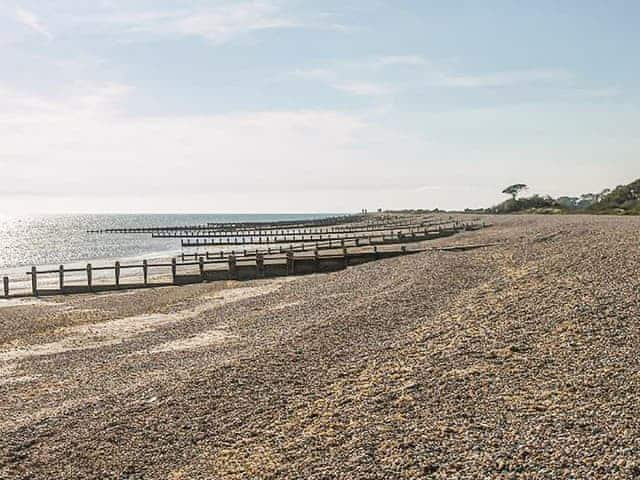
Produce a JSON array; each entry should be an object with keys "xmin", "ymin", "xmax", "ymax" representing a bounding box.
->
[{"xmin": 479, "ymin": 179, "xmax": 640, "ymax": 214}]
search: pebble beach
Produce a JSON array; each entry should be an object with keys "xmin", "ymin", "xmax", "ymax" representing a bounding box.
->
[{"xmin": 1, "ymin": 214, "xmax": 639, "ymax": 479}]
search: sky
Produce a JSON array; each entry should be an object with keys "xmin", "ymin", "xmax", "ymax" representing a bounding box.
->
[{"xmin": 0, "ymin": 0, "xmax": 639, "ymax": 214}]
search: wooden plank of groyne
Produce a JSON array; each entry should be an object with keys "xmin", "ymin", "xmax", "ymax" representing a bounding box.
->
[
  {"xmin": 3, "ymin": 276, "xmax": 8, "ymax": 298},
  {"xmin": 256, "ymin": 253, "xmax": 265, "ymax": 278},
  {"xmin": 87, "ymin": 264, "xmax": 93, "ymax": 292},
  {"xmin": 31, "ymin": 266, "xmax": 38, "ymax": 297},
  {"xmin": 115, "ymin": 261, "xmax": 121, "ymax": 287},
  {"xmin": 143, "ymin": 260, "xmax": 148, "ymax": 285},
  {"xmin": 228, "ymin": 254, "xmax": 237, "ymax": 279},
  {"xmin": 286, "ymin": 251, "xmax": 294, "ymax": 275}
]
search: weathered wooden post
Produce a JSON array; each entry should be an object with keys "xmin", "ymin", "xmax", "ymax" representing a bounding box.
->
[
  {"xmin": 115, "ymin": 261, "xmax": 121, "ymax": 287},
  {"xmin": 401, "ymin": 245, "xmax": 407, "ymax": 253},
  {"xmin": 181, "ymin": 252, "xmax": 185, "ymax": 262},
  {"xmin": 3, "ymin": 276, "xmax": 9, "ymax": 298},
  {"xmin": 58, "ymin": 265, "xmax": 65, "ymax": 292},
  {"xmin": 199, "ymin": 256, "xmax": 205, "ymax": 280},
  {"xmin": 87, "ymin": 264, "xmax": 93, "ymax": 291},
  {"xmin": 228, "ymin": 254, "xmax": 237, "ymax": 279},
  {"xmin": 31, "ymin": 266, "xmax": 38, "ymax": 296},
  {"xmin": 171, "ymin": 258, "xmax": 177, "ymax": 283},
  {"xmin": 286, "ymin": 251, "xmax": 295, "ymax": 275},
  {"xmin": 314, "ymin": 249, "xmax": 320, "ymax": 272},
  {"xmin": 343, "ymin": 247, "xmax": 348, "ymax": 268},
  {"xmin": 355, "ymin": 238, "xmax": 360, "ymax": 247},
  {"xmin": 256, "ymin": 253, "xmax": 264, "ymax": 278},
  {"xmin": 374, "ymin": 245, "xmax": 379, "ymax": 260},
  {"xmin": 143, "ymin": 260, "xmax": 148, "ymax": 285}
]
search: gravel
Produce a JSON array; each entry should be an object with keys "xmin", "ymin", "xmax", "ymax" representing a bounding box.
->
[{"xmin": 1, "ymin": 214, "xmax": 639, "ymax": 479}]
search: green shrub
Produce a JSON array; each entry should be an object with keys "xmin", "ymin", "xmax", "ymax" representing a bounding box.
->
[{"xmin": 488, "ymin": 195, "xmax": 559, "ymax": 214}]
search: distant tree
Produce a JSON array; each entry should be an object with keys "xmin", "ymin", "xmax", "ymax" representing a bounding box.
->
[
  {"xmin": 556, "ymin": 196, "xmax": 579, "ymax": 209},
  {"xmin": 587, "ymin": 179, "xmax": 640, "ymax": 213},
  {"xmin": 597, "ymin": 188, "xmax": 612, "ymax": 203},
  {"xmin": 502, "ymin": 184, "xmax": 528, "ymax": 200},
  {"xmin": 578, "ymin": 193, "xmax": 597, "ymax": 208}
]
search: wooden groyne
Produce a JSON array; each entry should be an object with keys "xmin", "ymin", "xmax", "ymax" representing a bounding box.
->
[
  {"xmin": 7, "ymin": 246, "xmax": 414, "ymax": 298},
  {"xmin": 3, "ymin": 214, "xmax": 487, "ymax": 299},
  {"xmin": 86, "ymin": 214, "xmax": 364, "ymax": 234},
  {"xmin": 150, "ymin": 222, "xmax": 435, "ymax": 238},
  {"xmin": 175, "ymin": 233, "xmax": 437, "ymax": 262},
  {"xmin": 178, "ymin": 225, "xmax": 465, "ymax": 247}
]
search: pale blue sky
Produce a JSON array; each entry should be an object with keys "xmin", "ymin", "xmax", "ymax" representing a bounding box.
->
[{"xmin": 0, "ymin": 0, "xmax": 638, "ymax": 213}]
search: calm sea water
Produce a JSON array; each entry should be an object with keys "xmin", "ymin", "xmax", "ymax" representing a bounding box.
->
[{"xmin": 0, "ymin": 213, "xmax": 336, "ymax": 272}]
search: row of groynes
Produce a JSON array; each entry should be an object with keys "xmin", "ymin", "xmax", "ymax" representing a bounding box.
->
[{"xmin": 2, "ymin": 213, "xmax": 486, "ymax": 298}]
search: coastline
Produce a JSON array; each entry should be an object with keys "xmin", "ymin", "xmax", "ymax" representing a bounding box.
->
[
  {"xmin": 0, "ymin": 247, "xmax": 183, "ymax": 296},
  {"xmin": 1, "ymin": 214, "xmax": 639, "ymax": 478},
  {"xmin": 0, "ymin": 213, "xmax": 341, "ymax": 294}
]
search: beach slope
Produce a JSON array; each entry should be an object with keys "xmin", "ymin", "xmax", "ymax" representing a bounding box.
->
[{"xmin": 1, "ymin": 215, "xmax": 639, "ymax": 478}]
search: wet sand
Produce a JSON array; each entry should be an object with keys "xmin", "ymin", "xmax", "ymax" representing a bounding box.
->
[{"xmin": 1, "ymin": 214, "xmax": 639, "ymax": 479}]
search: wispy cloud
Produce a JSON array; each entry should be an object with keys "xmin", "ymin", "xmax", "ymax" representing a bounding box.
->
[
  {"xmin": 291, "ymin": 64, "xmax": 393, "ymax": 97},
  {"xmin": 332, "ymin": 82, "xmax": 392, "ymax": 96},
  {"xmin": 433, "ymin": 69, "xmax": 572, "ymax": 88},
  {"xmin": 292, "ymin": 55, "xmax": 576, "ymax": 98},
  {"xmin": 135, "ymin": 1, "xmax": 297, "ymax": 43},
  {"xmin": 571, "ymin": 87, "xmax": 621, "ymax": 99},
  {"xmin": 15, "ymin": 6, "xmax": 52, "ymax": 40},
  {"xmin": 290, "ymin": 55, "xmax": 430, "ymax": 97},
  {"xmin": 72, "ymin": 1, "xmax": 344, "ymax": 44},
  {"xmin": 368, "ymin": 55, "xmax": 428, "ymax": 68},
  {"xmin": 0, "ymin": 81, "xmax": 131, "ymax": 117}
]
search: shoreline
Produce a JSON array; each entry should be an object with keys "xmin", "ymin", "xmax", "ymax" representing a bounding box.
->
[
  {"xmin": 0, "ymin": 247, "xmax": 183, "ymax": 296},
  {"xmin": 1, "ymin": 214, "xmax": 639, "ymax": 478}
]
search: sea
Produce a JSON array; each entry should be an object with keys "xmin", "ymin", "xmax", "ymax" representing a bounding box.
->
[{"xmin": 0, "ymin": 213, "xmax": 337, "ymax": 295}]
